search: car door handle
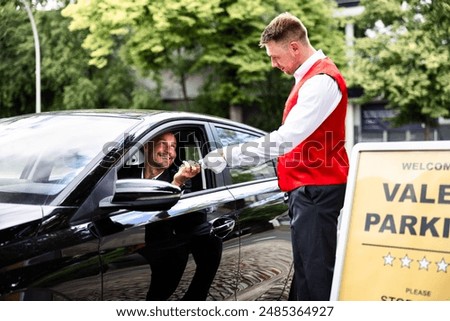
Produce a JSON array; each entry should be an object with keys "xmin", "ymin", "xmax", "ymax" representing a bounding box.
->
[
  {"xmin": 211, "ymin": 217, "xmax": 235, "ymax": 238},
  {"xmin": 205, "ymin": 205, "xmax": 218, "ymax": 214}
]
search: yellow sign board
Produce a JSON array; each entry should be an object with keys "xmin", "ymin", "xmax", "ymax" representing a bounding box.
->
[{"xmin": 331, "ymin": 142, "xmax": 450, "ymax": 301}]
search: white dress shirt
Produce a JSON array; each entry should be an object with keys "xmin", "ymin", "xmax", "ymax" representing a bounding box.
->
[{"xmin": 222, "ymin": 50, "xmax": 343, "ymax": 167}]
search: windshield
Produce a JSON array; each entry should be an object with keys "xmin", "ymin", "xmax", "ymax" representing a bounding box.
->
[{"xmin": 0, "ymin": 114, "xmax": 140, "ymax": 205}]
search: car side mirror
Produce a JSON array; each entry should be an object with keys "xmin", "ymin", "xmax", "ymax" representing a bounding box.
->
[{"xmin": 99, "ymin": 179, "xmax": 181, "ymax": 211}]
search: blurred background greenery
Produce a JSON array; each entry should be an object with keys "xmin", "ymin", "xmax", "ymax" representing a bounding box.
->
[{"xmin": 1, "ymin": 0, "xmax": 449, "ymax": 138}]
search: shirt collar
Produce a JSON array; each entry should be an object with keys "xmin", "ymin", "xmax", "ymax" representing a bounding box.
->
[
  {"xmin": 293, "ymin": 50, "xmax": 326, "ymax": 84},
  {"xmin": 142, "ymin": 168, "xmax": 164, "ymax": 180}
]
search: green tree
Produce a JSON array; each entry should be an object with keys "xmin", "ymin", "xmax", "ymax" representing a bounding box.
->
[
  {"xmin": 0, "ymin": 1, "xmax": 36, "ymax": 116},
  {"xmin": 62, "ymin": 0, "xmax": 345, "ymax": 130},
  {"xmin": 0, "ymin": 1, "xmax": 161, "ymax": 118},
  {"xmin": 347, "ymin": 0, "xmax": 450, "ymax": 139},
  {"xmin": 62, "ymin": 0, "xmax": 222, "ymax": 111},
  {"xmin": 197, "ymin": 0, "xmax": 346, "ymax": 130}
]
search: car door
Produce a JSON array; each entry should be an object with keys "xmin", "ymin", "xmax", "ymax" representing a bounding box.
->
[
  {"xmin": 0, "ymin": 154, "xmax": 117, "ymax": 301},
  {"xmin": 98, "ymin": 121, "xmax": 242, "ymax": 301},
  {"xmin": 211, "ymin": 124, "xmax": 293, "ymax": 301},
  {"xmin": 0, "ymin": 113, "xmax": 149, "ymax": 301},
  {"xmin": 0, "ymin": 206, "xmax": 102, "ymax": 301}
]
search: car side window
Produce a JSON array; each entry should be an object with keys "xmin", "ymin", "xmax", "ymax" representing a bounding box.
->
[
  {"xmin": 174, "ymin": 130, "xmax": 206, "ymax": 191},
  {"xmin": 215, "ymin": 127, "xmax": 276, "ymax": 184},
  {"xmin": 118, "ymin": 127, "xmax": 207, "ymax": 193}
]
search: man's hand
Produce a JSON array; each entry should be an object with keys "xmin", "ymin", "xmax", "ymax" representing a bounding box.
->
[
  {"xmin": 199, "ymin": 150, "xmax": 227, "ymax": 174},
  {"xmin": 172, "ymin": 160, "xmax": 201, "ymax": 187}
]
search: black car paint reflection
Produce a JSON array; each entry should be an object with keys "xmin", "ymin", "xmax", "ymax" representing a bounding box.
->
[{"xmin": 0, "ymin": 110, "xmax": 292, "ymax": 301}]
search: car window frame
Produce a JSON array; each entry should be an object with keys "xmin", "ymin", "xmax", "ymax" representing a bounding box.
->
[
  {"xmin": 208, "ymin": 122, "xmax": 278, "ymax": 187},
  {"xmin": 116, "ymin": 119, "xmax": 230, "ymax": 197}
]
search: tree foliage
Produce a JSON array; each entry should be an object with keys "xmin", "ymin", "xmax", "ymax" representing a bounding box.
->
[
  {"xmin": 0, "ymin": 1, "xmax": 36, "ymax": 116},
  {"xmin": 0, "ymin": 1, "xmax": 161, "ymax": 118},
  {"xmin": 62, "ymin": 0, "xmax": 223, "ymax": 110},
  {"xmin": 62, "ymin": 0, "xmax": 345, "ymax": 130},
  {"xmin": 195, "ymin": 0, "xmax": 346, "ymax": 129},
  {"xmin": 347, "ymin": 0, "xmax": 450, "ymax": 135},
  {"xmin": 2, "ymin": 1, "xmax": 345, "ymax": 128}
]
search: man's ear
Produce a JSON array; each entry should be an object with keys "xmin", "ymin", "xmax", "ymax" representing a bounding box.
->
[{"xmin": 289, "ymin": 41, "xmax": 301, "ymax": 54}]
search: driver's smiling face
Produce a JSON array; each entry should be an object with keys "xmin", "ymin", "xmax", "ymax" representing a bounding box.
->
[{"xmin": 146, "ymin": 132, "xmax": 177, "ymax": 169}]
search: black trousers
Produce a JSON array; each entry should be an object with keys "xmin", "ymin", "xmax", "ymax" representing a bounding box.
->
[
  {"xmin": 288, "ymin": 184, "xmax": 346, "ymax": 301},
  {"xmin": 144, "ymin": 232, "xmax": 222, "ymax": 301}
]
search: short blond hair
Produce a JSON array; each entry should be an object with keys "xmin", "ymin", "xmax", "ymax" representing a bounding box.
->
[{"xmin": 259, "ymin": 12, "xmax": 308, "ymax": 47}]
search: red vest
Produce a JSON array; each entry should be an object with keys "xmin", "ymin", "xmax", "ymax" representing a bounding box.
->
[{"xmin": 277, "ymin": 57, "xmax": 349, "ymax": 192}]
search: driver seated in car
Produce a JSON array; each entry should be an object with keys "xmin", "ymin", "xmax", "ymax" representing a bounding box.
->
[
  {"xmin": 119, "ymin": 132, "xmax": 219, "ymax": 301},
  {"xmin": 119, "ymin": 131, "xmax": 201, "ymax": 192}
]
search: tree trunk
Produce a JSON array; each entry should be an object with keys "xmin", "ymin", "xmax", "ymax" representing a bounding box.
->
[
  {"xmin": 180, "ymin": 72, "xmax": 189, "ymax": 111},
  {"xmin": 229, "ymin": 105, "xmax": 243, "ymax": 123},
  {"xmin": 424, "ymin": 125, "xmax": 431, "ymax": 141}
]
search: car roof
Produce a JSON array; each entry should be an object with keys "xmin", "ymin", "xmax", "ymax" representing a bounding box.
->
[{"xmin": 1, "ymin": 109, "xmax": 266, "ymax": 133}]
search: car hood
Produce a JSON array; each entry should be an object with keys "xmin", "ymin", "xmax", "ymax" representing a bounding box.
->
[{"xmin": 0, "ymin": 203, "xmax": 43, "ymax": 231}]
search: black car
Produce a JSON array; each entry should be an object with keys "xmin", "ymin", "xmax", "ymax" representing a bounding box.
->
[{"xmin": 0, "ymin": 110, "xmax": 292, "ymax": 301}]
